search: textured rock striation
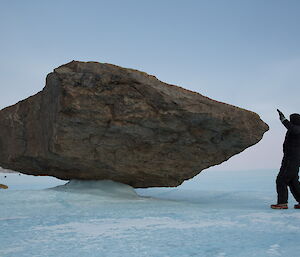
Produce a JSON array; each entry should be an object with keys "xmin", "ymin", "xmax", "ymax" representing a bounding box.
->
[{"xmin": 0, "ymin": 61, "xmax": 269, "ymax": 187}]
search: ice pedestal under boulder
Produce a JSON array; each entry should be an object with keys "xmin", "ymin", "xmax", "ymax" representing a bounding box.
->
[
  {"xmin": 53, "ymin": 180, "xmax": 139, "ymax": 199},
  {"xmin": 0, "ymin": 61, "xmax": 269, "ymax": 187}
]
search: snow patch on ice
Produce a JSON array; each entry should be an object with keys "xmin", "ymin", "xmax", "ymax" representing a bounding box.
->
[
  {"xmin": 239, "ymin": 212, "xmax": 300, "ymax": 230},
  {"xmin": 0, "ymin": 216, "xmax": 28, "ymax": 221},
  {"xmin": 33, "ymin": 217, "xmax": 242, "ymax": 239},
  {"xmin": 267, "ymin": 244, "xmax": 281, "ymax": 256},
  {"xmin": 0, "ymin": 246, "xmax": 24, "ymax": 255},
  {"xmin": 240, "ymin": 212, "xmax": 300, "ymax": 220}
]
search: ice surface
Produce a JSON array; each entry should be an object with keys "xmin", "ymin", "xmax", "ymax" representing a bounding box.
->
[{"xmin": 1, "ymin": 170, "xmax": 300, "ymax": 257}]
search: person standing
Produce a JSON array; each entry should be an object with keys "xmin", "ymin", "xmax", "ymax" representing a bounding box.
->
[{"xmin": 271, "ymin": 110, "xmax": 300, "ymax": 209}]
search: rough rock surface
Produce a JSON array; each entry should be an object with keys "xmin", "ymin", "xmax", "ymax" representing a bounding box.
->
[
  {"xmin": 0, "ymin": 184, "xmax": 8, "ymax": 189},
  {"xmin": 0, "ymin": 61, "xmax": 269, "ymax": 187}
]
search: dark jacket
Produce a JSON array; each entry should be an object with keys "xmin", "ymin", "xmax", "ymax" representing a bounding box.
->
[{"xmin": 282, "ymin": 113, "xmax": 300, "ymax": 159}]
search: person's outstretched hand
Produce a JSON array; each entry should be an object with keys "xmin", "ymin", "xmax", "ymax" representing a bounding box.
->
[{"xmin": 277, "ymin": 109, "xmax": 285, "ymax": 121}]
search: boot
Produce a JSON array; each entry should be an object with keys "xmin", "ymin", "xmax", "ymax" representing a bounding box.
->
[
  {"xmin": 270, "ymin": 203, "xmax": 288, "ymax": 209},
  {"xmin": 294, "ymin": 203, "xmax": 300, "ymax": 209}
]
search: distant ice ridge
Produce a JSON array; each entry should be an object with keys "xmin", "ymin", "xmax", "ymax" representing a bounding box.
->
[{"xmin": 52, "ymin": 179, "xmax": 139, "ymax": 199}]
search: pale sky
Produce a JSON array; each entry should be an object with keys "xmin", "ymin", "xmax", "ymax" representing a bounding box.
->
[{"xmin": 1, "ymin": 0, "xmax": 300, "ymax": 172}]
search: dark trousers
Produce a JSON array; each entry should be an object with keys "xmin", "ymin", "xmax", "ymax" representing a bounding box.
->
[{"xmin": 276, "ymin": 155, "xmax": 300, "ymax": 204}]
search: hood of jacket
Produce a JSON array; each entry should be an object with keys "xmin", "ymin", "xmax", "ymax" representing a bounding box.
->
[{"xmin": 290, "ymin": 113, "xmax": 300, "ymax": 125}]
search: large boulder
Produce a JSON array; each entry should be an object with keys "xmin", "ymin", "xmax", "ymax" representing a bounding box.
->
[{"xmin": 0, "ymin": 61, "xmax": 268, "ymax": 187}]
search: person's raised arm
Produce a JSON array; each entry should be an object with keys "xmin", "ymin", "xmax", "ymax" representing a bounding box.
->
[{"xmin": 277, "ymin": 109, "xmax": 300, "ymax": 134}]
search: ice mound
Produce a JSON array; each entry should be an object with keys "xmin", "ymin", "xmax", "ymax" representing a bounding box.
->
[{"xmin": 52, "ymin": 180, "xmax": 139, "ymax": 199}]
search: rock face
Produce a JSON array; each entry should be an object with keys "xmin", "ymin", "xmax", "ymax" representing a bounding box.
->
[
  {"xmin": 0, "ymin": 61, "xmax": 269, "ymax": 187},
  {"xmin": 0, "ymin": 184, "xmax": 8, "ymax": 189}
]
